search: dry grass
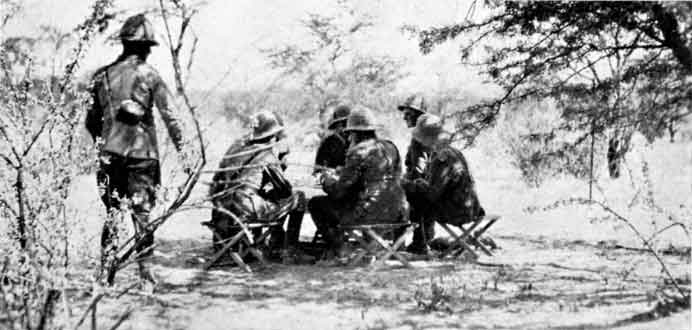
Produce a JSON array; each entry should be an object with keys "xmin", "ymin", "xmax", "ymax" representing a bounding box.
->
[{"xmin": 55, "ymin": 126, "xmax": 691, "ymax": 329}]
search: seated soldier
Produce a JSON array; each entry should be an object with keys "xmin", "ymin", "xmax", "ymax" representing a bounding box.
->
[
  {"xmin": 313, "ymin": 104, "xmax": 351, "ymax": 174},
  {"xmin": 207, "ymin": 111, "xmax": 308, "ymax": 263},
  {"xmin": 397, "ymin": 95, "xmax": 433, "ymax": 254},
  {"xmin": 308, "ymin": 107, "xmax": 408, "ymax": 259},
  {"xmin": 402, "ymin": 114, "xmax": 485, "ymax": 250}
]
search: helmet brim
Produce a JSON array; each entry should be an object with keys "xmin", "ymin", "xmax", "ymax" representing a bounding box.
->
[
  {"xmin": 397, "ymin": 105, "xmax": 425, "ymax": 113},
  {"xmin": 327, "ymin": 117, "xmax": 348, "ymax": 130},
  {"xmin": 344, "ymin": 125, "xmax": 378, "ymax": 132},
  {"xmin": 121, "ymin": 38, "xmax": 159, "ymax": 46},
  {"xmin": 249, "ymin": 126, "xmax": 284, "ymax": 142}
]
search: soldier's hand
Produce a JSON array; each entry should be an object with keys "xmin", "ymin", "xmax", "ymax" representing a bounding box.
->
[
  {"xmin": 413, "ymin": 178, "xmax": 429, "ymax": 189},
  {"xmin": 415, "ymin": 153, "xmax": 429, "ymax": 174}
]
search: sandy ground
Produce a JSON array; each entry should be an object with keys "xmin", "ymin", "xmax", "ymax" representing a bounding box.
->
[{"xmin": 62, "ymin": 138, "xmax": 691, "ymax": 330}]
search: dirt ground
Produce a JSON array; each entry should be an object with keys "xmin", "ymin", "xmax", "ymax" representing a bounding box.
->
[{"xmin": 63, "ymin": 140, "xmax": 691, "ymax": 330}]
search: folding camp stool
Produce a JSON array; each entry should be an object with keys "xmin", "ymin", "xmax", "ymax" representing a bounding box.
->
[
  {"xmin": 339, "ymin": 222, "xmax": 415, "ymax": 268},
  {"xmin": 438, "ymin": 214, "xmax": 501, "ymax": 260},
  {"xmin": 202, "ymin": 207, "xmax": 289, "ymax": 272}
]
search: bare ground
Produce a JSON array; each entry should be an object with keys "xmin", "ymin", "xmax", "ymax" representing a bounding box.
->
[
  {"xmin": 71, "ymin": 231, "xmax": 689, "ymax": 330},
  {"xmin": 62, "ymin": 140, "xmax": 691, "ymax": 330}
]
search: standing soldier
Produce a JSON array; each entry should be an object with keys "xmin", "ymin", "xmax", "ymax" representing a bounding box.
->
[
  {"xmin": 309, "ymin": 107, "xmax": 408, "ymax": 259},
  {"xmin": 313, "ymin": 104, "xmax": 351, "ymax": 174},
  {"xmin": 397, "ymin": 95, "xmax": 433, "ymax": 254},
  {"xmin": 207, "ymin": 111, "xmax": 308, "ymax": 264},
  {"xmin": 85, "ymin": 14, "xmax": 185, "ymax": 286},
  {"xmin": 402, "ymin": 114, "xmax": 485, "ymax": 238}
]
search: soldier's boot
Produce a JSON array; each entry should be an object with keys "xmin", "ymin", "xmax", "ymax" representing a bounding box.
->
[
  {"xmin": 406, "ymin": 219, "xmax": 434, "ymax": 256},
  {"xmin": 131, "ymin": 211, "xmax": 158, "ymax": 290}
]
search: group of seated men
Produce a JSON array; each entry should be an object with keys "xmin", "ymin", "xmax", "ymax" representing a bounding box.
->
[{"xmin": 207, "ymin": 96, "xmax": 485, "ymax": 263}]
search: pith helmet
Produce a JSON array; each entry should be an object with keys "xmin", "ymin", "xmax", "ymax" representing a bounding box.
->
[
  {"xmin": 344, "ymin": 107, "xmax": 378, "ymax": 132},
  {"xmin": 327, "ymin": 104, "xmax": 351, "ymax": 129},
  {"xmin": 397, "ymin": 94, "xmax": 427, "ymax": 113},
  {"xmin": 120, "ymin": 14, "xmax": 158, "ymax": 46},
  {"xmin": 412, "ymin": 114, "xmax": 450, "ymax": 147},
  {"xmin": 249, "ymin": 110, "xmax": 284, "ymax": 141}
]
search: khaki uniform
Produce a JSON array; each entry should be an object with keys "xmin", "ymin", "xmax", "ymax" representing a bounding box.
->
[
  {"xmin": 309, "ymin": 138, "xmax": 408, "ymax": 249},
  {"xmin": 209, "ymin": 138, "xmax": 305, "ymax": 250},
  {"xmin": 403, "ymin": 145, "xmax": 484, "ymax": 225},
  {"xmin": 86, "ymin": 54, "xmax": 183, "ymax": 257},
  {"xmin": 314, "ymin": 132, "xmax": 348, "ymax": 173}
]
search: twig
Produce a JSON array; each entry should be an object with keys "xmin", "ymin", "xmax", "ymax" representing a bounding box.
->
[
  {"xmin": 107, "ymin": 308, "xmax": 132, "ymax": 330},
  {"xmin": 73, "ymin": 293, "xmax": 104, "ymax": 330},
  {"xmin": 572, "ymin": 198, "xmax": 687, "ymax": 298},
  {"xmin": 36, "ymin": 289, "xmax": 60, "ymax": 330}
]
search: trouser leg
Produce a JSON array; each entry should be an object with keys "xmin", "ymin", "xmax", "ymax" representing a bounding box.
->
[
  {"xmin": 126, "ymin": 158, "xmax": 160, "ymax": 283},
  {"xmin": 307, "ymin": 195, "xmax": 342, "ymax": 252},
  {"xmin": 127, "ymin": 158, "xmax": 160, "ymax": 259},
  {"xmin": 97, "ymin": 153, "xmax": 126, "ymax": 273},
  {"xmin": 408, "ymin": 193, "xmax": 434, "ymax": 252},
  {"xmin": 285, "ymin": 191, "xmax": 306, "ymax": 249}
]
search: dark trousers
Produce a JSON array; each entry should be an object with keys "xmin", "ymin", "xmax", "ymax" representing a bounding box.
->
[
  {"xmin": 307, "ymin": 195, "xmax": 345, "ymax": 252},
  {"xmin": 97, "ymin": 152, "xmax": 160, "ymax": 259},
  {"xmin": 400, "ymin": 192, "xmax": 435, "ymax": 250}
]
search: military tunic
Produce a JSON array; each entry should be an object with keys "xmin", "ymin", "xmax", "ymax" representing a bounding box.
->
[
  {"xmin": 403, "ymin": 145, "xmax": 484, "ymax": 225},
  {"xmin": 314, "ymin": 132, "xmax": 348, "ymax": 173},
  {"xmin": 86, "ymin": 54, "xmax": 184, "ymax": 257},
  {"xmin": 309, "ymin": 137, "xmax": 408, "ymax": 251},
  {"xmin": 209, "ymin": 138, "xmax": 305, "ymax": 248}
]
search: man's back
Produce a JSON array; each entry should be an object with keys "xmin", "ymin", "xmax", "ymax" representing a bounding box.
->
[
  {"xmin": 89, "ymin": 54, "xmax": 182, "ymax": 159},
  {"xmin": 326, "ymin": 138, "xmax": 407, "ymax": 223},
  {"xmin": 426, "ymin": 145, "xmax": 484, "ymax": 224},
  {"xmin": 314, "ymin": 132, "xmax": 348, "ymax": 170}
]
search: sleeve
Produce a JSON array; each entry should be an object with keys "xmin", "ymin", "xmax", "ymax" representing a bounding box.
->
[
  {"xmin": 262, "ymin": 162, "xmax": 293, "ymax": 199},
  {"xmin": 323, "ymin": 148, "xmax": 363, "ymax": 199},
  {"xmin": 314, "ymin": 135, "xmax": 341, "ymax": 173},
  {"xmin": 85, "ymin": 77, "xmax": 104, "ymax": 141},
  {"xmin": 421, "ymin": 151, "xmax": 456, "ymax": 202},
  {"xmin": 403, "ymin": 142, "xmax": 414, "ymax": 180},
  {"xmin": 314, "ymin": 138, "xmax": 330, "ymax": 169},
  {"xmin": 404, "ymin": 140, "xmax": 429, "ymax": 180},
  {"xmin": 151, "ymin": 75, "xmax": 184, "ymax": 152}
]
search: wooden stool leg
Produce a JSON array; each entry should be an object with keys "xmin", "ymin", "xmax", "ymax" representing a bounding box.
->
[
  {"xmin": 468, "ymin": 217, "xmax": 500, "ymax": 256},
  {"xmin": 204, "ymin": 231, "xmax": 246, "ymax": 270},
  {"xmin": 350, "ymin": 230, "xmax": 376, "ymax": 266},
  {"xmin": 440, "ymin": 223, "xmax": 478, "ymax": 260},
  {"xmin": 364, "ymin": 228, "xmax": 411, "ymax": 268},
  {"xmin": 459, "ymin": 218, "xmax": 494, "ymax": 256}
]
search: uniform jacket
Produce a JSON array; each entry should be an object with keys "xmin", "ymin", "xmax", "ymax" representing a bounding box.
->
[
  {"xmin": 402, "ymin": 145, "xmax": 484, "ymax": 225},
  {"xmin": 314, "ymin": 131, "xmax": 348, "ymax": 173},
  {"xmin": 210, "ymin": 138, "xmax": 292, "ymax": 221},
  {"xmin": 322, "ymin": 138, "xmax": 408, "ymax": 224},
  {"xmin": 86, "ymin": 54, "xmax": 183, "ymax": 160},
  {"xmin": 404, "ymin": 138, "xmax": 432, "ymax": 181}
]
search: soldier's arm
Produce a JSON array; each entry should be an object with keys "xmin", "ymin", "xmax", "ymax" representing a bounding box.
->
[
  {"xmin": 263, "ymin": 159, "xmax": 292, "ymax": 199},
  {"xmin": 314, "ymin": 136, "xmax": 337, "ymax": 174},
  {"xmin": 152, "ymin": 76, "xmax": 184, "ymax": 152},
  {"xmin": 323, "ymin": 149, "xmax": 362, "ymax": 199},
  {"xmin": 85, "ymin": 78, "xmax": 103, "ymax": 141},
  {"xmin": 403, "ymin": 142, "xmax": 414, "ymax": 180},
  {"xmin": 421, "ymin": 151, "xmax": 456, "ymax": 202}
]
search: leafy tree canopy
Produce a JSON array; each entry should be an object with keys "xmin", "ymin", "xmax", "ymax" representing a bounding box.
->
[{"xmin": 413, "ymin": 1, "xmax": 692, "ymax": 148}]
